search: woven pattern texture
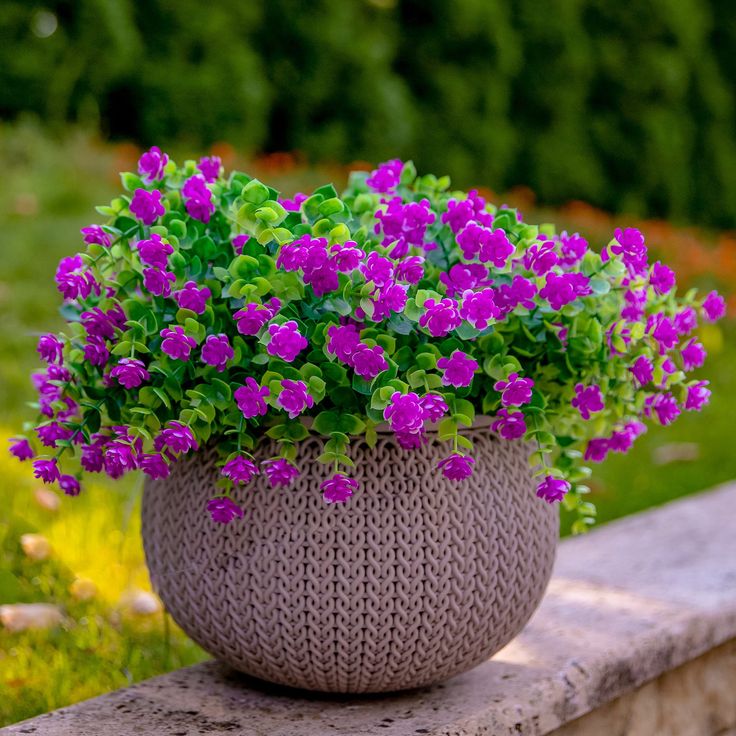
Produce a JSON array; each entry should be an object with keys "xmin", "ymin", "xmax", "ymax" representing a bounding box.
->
[{"xmin": 142, "ymin": 428, "xmax": 558, "ymax": 693}]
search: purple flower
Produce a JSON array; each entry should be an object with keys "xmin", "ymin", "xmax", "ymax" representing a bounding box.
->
[
  {"xmin": 681, "ymin": 338, "xmax": 706, "ymax": 371},
  {"xmin": 629, "ymin": 355, "xmax": 654, "ymax": 386},
  {"xmin": 36, "ymin": 422, "xmax": 72, "ymax": 448},
  {"xmin": 143, "ymin": 267, "xmax": 176, "ymax": 297},
  {"xmin": 130, "ymin": 188, "xmax": 165, "ymax": 225},
  {"xmin": 140, "ymin": 453, "xmax": 171, "ymax": 480},
  {"xmin": 82, "ymin": 305, "xmax": 126, "ymax": 340},
  {"xmin": 235, "ymin": 378, "xmax": 270, "ymax": 418},
  {"xmin": 491, "ymin": 409, "xmax": 527, "ymax": 440},
  {"xmin": 608, "ymin": 227, "xmax": 648, "ymax": 276},
  {"xmin": 330, "ymin": 242, "xmax": 365, "ymax": 272},
  {"xmin": 571, "ymin": 383, "xmax": 605, "ymax": 420},
  {"xmin": 81, "ymin": 438, "xmax": 107, "ymax": 473},
  {"xmin": 384, "ymin": 392, "xmax": 425, "ymax": 434},
  {"xmin": 584, "ymin": 438, "xmax": 610, "ymax": 463},
  {"xmin": 395, "ymin": 255, "xmax": 425, "ymax": 284},
  {"xmin": 558, "ymin": 232, "xmax": 588, "ymax": 267},
  {"xmin": 321, "ymin": 473, "xmax": 358, "ymax": 504},
  {"xmin": 201, "ymin": 334, "xmax": 233, "ymax": 372},
  {"xmin": 441, "ymin": 190, "xmax": 493, "ymax": 233},
  {"xmin": 648, "ymin": 313, "xmax": 678, "ymax": 354},
  {"xmin": 84, "ymin": 335, "xmax": 110, "ymax": 367},
  {"xmin": 279, "ymin": 192, "xmax": 307, "ymax": 211},
  {"xmin": 375, "ymin": 197, "xmax": 435, "ymax": 253},
  {"xmin": 371, "ymin": 282, "xmax": 408, "ymax": 321},
  {"xmin": 646, "ymin": 393, "xmax": 681, "ymax": 426},
  {"xmin": 523, "ymin": 239, "xmax": 559, "ymax": 275},
  {"xmin": 536, "ymin": 476, "xmax": 570, "ymax": 504},
  {"xmin": 266, "ymin": 321, "xmax": 308, "ymax": 362},
  {"xmin": 37, "ymin": 334, "xmax": 64, "ymax": 365},
  {"xmin": 161, "ymin": 326, "xmax": 197, "ymax": 361},
  {"xmin": 610, "ymin": 421, "xmax": 646, "ymax": 454},
  {"xmin": 207, "ymin": 496, "xmax": 244, "ymax": 524},
  {"xmin": 174, "ymin": 281, "xmax": 211, "ymax": 314},
  {"xmin": 419, "ymin": 298, "xmax": 461, "ymax": 337},
  {"xmin": 232, "ymin": 234, "xmax": 249, "ymax": 254},
  {"xmin": 197, "ymin": 155, "xmax": 222, "ymax": 183},
  {"xmin": 33, "ymin": 458, "xmax": 60, "ymax": 484},
  {"xmin": 621, "ymin": 288, "xmax": 647, "ymax": 322},
  {"xmin": 327, "ymin": 324, "xmax": 361, "ymax": 363},
  {"xmin": 136, "ymin": 234, "xmax": 174, "ymax": 269},
  {"xmin": 277, "ymin": 379, "xmax": 314, "ymax": 419},
  {"xmin": 110, "ymin": 358, "xmax": 149, "ymax": 389},
  {"xmin": 673, "ymin": 307, "xmax": 698, "ymax": 335},
  {"xmin": 684, "ymin": 381, "xmax": 711, "ymax": 411},
  {"xmin": 182, "ymin": 175, "xmax": 215, "ymax": 222},
  {"xmin": 396, "ymin": 430, "xmax": 427, "ymax": 449},
  {"xmin": 103, "ymin": 440, "xmax": 138, "ymax": 479},
  {"xmin": 351, "ymin": 344, "xmax": 388, "ymax": 380},
  {"xmin": 440, "ymin": 263, "xmax": 491, "ymax": 297},
  {"xmin": 437, "ymin": 351, "xmax": 478, "ymax": 388},
  {"xmin": 420, "ymin": 393, "xmax": 448, "ymax": 423},
  {"xmin": 55, "ymin": 254, "xmax": 98, "ymax": 301},
  {"xmin": 496, "ymin": 275, "xmax": 537, "ymax": 315},
  {"xmin": 359, "ymin": 252, "xmax": 395, "ymax": 287},
  {"xmin": 494, "ymin": 373, "xmax": 534, "ymax": 407},
  {"xmin": 540, "ymin": 272, "xmax": 591, "ymax": 310},
  {"xmin": 262, "ymin": 458, "xmax": 300, "ymax": 487},
  {"xmin": 9, "ymin": 437, "xmax": 34, "ymax": 461},
  {"xmin": 234, "ymin": 301, "xmax": 277, "ymax": 336},
  {"xmin": 460, "ymin": 288, "xmax": 499, "ymax": 330},
  {"xmin": 159, "ymin": 421, "xmax": 199, "ymax": 453},
  {"xmin": 81, "ymin": 225, "xmax": 111, "ymax": 248},
  {"xmin": 702, "ymin": 290, "xmax": 726, "ymax": 322},
  {"xmin": 366, "ymin": 158, "xmax": 403, "ymax": 193},
  {"xmin": 650, "ymin": 261, "xmax": 676, "ymax": 295},
  {"xmin": 59, "ymin": 474, "xmax": 81, "ymax": 496},
  {"xmin": 138, "ymin": 146, "xmax": 169, "ymax": 182},
  {"xmin": 457, "ymin": 224, "xmax": 515, "ymax": 267},
  {"xmin": 437, "ymin": 453, "xmax": 474, "ymax": 480},
  {"xmin": 221, "ymin": 455, "xmax": 259, "ymax": 484}
]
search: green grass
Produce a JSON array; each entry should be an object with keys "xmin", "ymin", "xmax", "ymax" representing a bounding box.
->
[{"xmin": 0, "ymin": 121, "xmax": 734, "ymax": 725}]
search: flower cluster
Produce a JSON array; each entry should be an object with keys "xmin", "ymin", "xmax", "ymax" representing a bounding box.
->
[{"xmin": 10, "ymin": 152, "xmax": 724, "ymax": 532}]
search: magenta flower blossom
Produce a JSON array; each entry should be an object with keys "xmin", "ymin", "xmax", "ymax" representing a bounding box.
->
[
  {"xmin": 182, "ymin": 175, "xmax": 215, "ymax": 222},
  {"xmin": 235, "ymin": 378, "xmax": 270, "ymax": 419},
  {"xmin": 375, "ymin": 197, "xmax": 435, "ymax": 252},
  {"xmin": 495, "ymin": 275, "xmax": 537, "ymax": 315},
  {"xmin": 262, "ymin": 458, "xmax": 300, "ymax": 487},
  {"xmin": 37, "ymin": 334, "xmax": 64, "ymax": 365},
  {"xmin": 650, "ymin": 261, "xmax": 676, "ymax": 295},
  {"xmin": 571, "ymin": 383, "xmax": 605, "ymax": 420},
  {"xmin": 491, "ymin": 408, "xmax": 527, "ymax": 440},
  {"xmin": 234, "ymin": 301, "xmax": 277, "ymax": 335},
  {"xmin": 494, "ymin": 373, "xmax": 534, "ymax": 407},
  {"xmin": 161, "ymin": 326, "xmax": 197, "ymax": 361},
  {"xmin": 36, "ymin": 422, "xmax": 72, "ymax": 448},
  {"xmin": 437, "ymin": 453, "xmax": 474, "ymax": 480},
  {"xmin": 9, "ymin": 437, "xmax": 34, "ymax": 461},
  {"xmin": 140, "ymin": 453, "xmax": 171, "ymax": 480},
  {"xmin": 81, "ymin": 305, "xmax": 126, "ymax": 340},
  {"xmin": 351, "ymin": 344, "xmax": 388, "ymax": 380},
  {"xmin": 201, "ymin": 334, "xmax": 233, "ymax": 372},
  {"xmin": 331, "ymin": 242, "xmax": 365, "ymax": 272},
  {"xmin": 327, "ymin": 324, "xmax": 361, "ymax": 362},
  {"xmin": 277, "ymin": 380, "xmax": 314, "ymax": 419},
  {"xmin": 366, "ymin": 158, "xmax": 403, "ymax": 193},
  {"xmin": 673, "ymin": 307, "xmax": 698, "ymax": 335},
  {"xmin": 384, "ymin": 392, "xmax": 425, "ymax": 434},
  {"xmin": 110, "ymin": 358, "xmax": 150, "ymax": 389},
  {"xmin": 440, "ymin": 263, "xmax": 491, "ymax": 297},
  {"xmin": 159, "ymin": 421, "xmax": 199, "ymax": 453},
  {"xmin": 137, "ymin": 234, "xmax": 173, "ymax": 269},
  {"xmin": 138, "ymin": 146, "xmax": 169, "ymax": 182},
  {"xmin": 608, "ymin": 227, "xmax": 648, "ymax": 276},
  {"xmin": 685, "ymin": 381, "xmax": 711, "ymax": 411},
  {"xmin": 81, "ymin": 225, "xmax": 111, "ymax": 248},
  {"xmin": 279, "ymin": 192, "xmax": 307, "ymax": 211},
  {"xmin": 621, "ymin": 288, "xmax": 647, "ymax": 322},
  {"xmin": 33, "ymin": 457, "xmax": 60, "ymax": 484},
  {"xmin": 197, "ymin": 155, "xmax": 222, "ymax": 182},
  {"xmin": 371, "ymin": 282, "xmax": 408, "ymax": 321},
  {"xmin": 360, "ymin": 252, "xmax": 395, "ymax": 287},
  {"xmin": 55, "ymin": 254, "xmax": 98, "ymax": 301},
  {"xmin": 174, "ymin": 281, "xmax": 211, "ymax": 314},
  {"xmin": 321, "ymin": 473, "xmax": 358, "ymax": 504},
  {"xmin": 540, "ymin": 272, "xmax": 591, "ymax": 310},
  {"xmin": 80, "ymin": 438, "xmax": 107, "ymax": 473},
  {"xmin": 207, "ymin": 496, "xmax": 243, "ymax": 524},
  {"xmin": 266, "ymin": 321, "xmax": 307, "ymax": 362},
  {"xmin": 646, "ymin": 393, "xmax": 681, "ymax": 426},
  {"xmin": 438, "ymin": 351, "xmax": 478, "ymax": 388},
  {"xmin": 143, "ymin": 267, "xmax": 176, "ymax": 297},
  {"xmin": 460, "ymin": 288, "xmax": 499, "ymax": 330},
  {"xmin": 457, "ymin": 224, "xmax": 515, "ymax": 267},
  {"xmin": 648, "ymin": 313, "xmax": 678, "ymax": 354},
  {"xmin": 536, "ymin": 476, "xmax": 570, "ymax": 503},
  {"xmin": 395, "ymin": 255, "xmax": 425, "ymax": 284},
  {"xmin": 629, "ymin": 355, "xmax": 654, "ymax": 386},
  {"xmin": 441, "ymin": 190, "xmax": 493, "ymax": 233},
  {"xmin": 681, "ymin": 338, "xmax": 706, "ymax": 371},
  {"xmin": 130, "ymin": 188, "xmax": 165, "ymax": 225},
  {"xmin": 558, "ymin": 232, "xmax": 588, "ymax": 267},
  {"xmin": 83, "ymin": 335, "xmax": 110, "ymax": 367},
  {"xmin": 584, "ymin": 438, "xmax": 610, "ymax": 463},
  {"xmin": 419, "ymin": 298, "xmax": 461, "ymax": 337},
  {"xmin": 59, "ymin": 474, "xmax": 81, "ymax": 496},
  {"xmin": 420, "ymin": 393, "xmax": 448, "ymax": 423},
  {"xmin": 523, "ymin": 239, "xmax": 559, "ymax": 275},
  {"xmin": 702, "ymin": 290, "xmax": 726, "ymax": 322},
  {"xmin": 221, "ymin": 455, "xmax": 259, "ymax": 484},
  {"xmin": 232, "ymin": 234, "xmax": 249, "ymax": 254}
]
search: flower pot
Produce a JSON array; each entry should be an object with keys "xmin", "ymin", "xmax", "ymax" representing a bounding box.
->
[{"xmin": 142, "ymin": 424, "xmax": 558, "ymax": 693}]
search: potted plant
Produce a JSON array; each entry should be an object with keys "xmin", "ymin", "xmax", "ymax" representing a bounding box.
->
[{"xmin": 10, "ymin": 151, "xmax": 724, "ymax": 693}]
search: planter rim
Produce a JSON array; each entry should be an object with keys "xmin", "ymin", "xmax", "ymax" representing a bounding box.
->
[{"xmin": 299, "ymin": 415, "xmax": 495, "ymax": 435}]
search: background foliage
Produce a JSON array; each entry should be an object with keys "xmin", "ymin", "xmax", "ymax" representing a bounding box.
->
[{"xmin": 3, "ymin": 1, "xmax": 736, "ymax": 226}]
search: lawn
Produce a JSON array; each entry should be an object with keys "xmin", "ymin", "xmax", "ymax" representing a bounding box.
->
[{"xmin": 0, "ymin": 122, "xmax": 733, "ymax": 726}]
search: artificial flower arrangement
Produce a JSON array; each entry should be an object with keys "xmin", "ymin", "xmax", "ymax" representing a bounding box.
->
[{"xmin": 10, "ymin": 151, "xmax": 725, "ymax": 532}]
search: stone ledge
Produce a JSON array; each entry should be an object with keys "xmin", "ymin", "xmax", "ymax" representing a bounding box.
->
[{"xmin": 4, "ymin": 483, "xmax": 736, "ymax": 736}]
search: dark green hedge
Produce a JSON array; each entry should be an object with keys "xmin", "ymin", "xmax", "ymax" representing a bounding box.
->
[{"xmin": 2, "ymin": 0, "xmax": 736, "ymax": 226}]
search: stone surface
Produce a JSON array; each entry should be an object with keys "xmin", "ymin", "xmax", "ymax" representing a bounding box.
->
[{"xmin": 4, "ymin": 482, "xmax": 736, "ymax": 736}]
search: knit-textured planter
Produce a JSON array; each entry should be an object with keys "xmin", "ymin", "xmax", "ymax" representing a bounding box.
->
[{"xmin": 142, "ymin": 423, "xmax": 558, "ymax": 693}]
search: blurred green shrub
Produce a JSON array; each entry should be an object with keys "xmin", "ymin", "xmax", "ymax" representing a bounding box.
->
[{"xmin": 2, "ymin": 0, "xmax": 736, "ymax": 226}]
